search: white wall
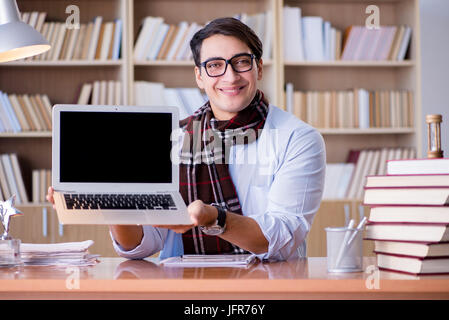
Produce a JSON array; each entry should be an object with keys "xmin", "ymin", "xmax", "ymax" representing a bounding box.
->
[{"xmin": 420, "ymin": 0, "xmax": 449, "ymax": 157}]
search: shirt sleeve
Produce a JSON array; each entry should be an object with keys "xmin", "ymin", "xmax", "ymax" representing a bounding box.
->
[
  {"xmin": 250, "ymin": 127, "xmax": 326, "ymax": 261},
  {"xmin": 110, "ymin": 225, "xmax": 168, "ymax": 259}
]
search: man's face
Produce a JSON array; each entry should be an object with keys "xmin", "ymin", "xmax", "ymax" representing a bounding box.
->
[{"xmin": 194, "ymin": 34, "xmax": 263, "ymax": 120}]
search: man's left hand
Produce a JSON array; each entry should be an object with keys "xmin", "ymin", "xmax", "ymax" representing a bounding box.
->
[{"xmin": 152, "ymin": 199, "xmax": 218, "ymax": 233}]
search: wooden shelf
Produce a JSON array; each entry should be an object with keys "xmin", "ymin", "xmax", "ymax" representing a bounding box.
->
[
  {"xmin": 319, "ymin": 128, "xmax": 415, "ymax": 135},
  {"xmin": 284, "ymin": 60, "xmax": 415, "ymax": 67},
  {"xmin": 0, "ymin": 132, "xmax": 52, "ymax": 138},
  {"xmin": 134, "ymin": 59, "xmax": 274, "ymax": 67},
  {"xmin": 2, "ymin": 60, "xmax": 124, "ymax": 67}
]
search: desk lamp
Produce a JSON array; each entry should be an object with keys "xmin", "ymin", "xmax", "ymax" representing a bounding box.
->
[{"xmin": 0, "ymin": 0, "xmax": 50, "ymax": 63}]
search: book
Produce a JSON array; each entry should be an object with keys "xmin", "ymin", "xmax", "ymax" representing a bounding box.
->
[
  {"xmin": 9, "ymin": 154, "xmax": 28, "ymax": 203},
  {"xmin": 366, "ymin": 174, "xmax": 449, "ymax": 188},
  {"xmin": 282, "ymin": 6, "xmax": 304, "ymax": 61},
  {"xmin": 161, "ymin": 254, "xmax": 256, "ymax": 268},
  {"xmin": 363, "ymin": 186, "xmax": 449, "ymax": 206},
  {"xmin": 302, "ymin": 16, "xmax": 324, "ymax": 61},
  {"xmin": 387, "ymin": 158, "xmax": 449, "ymax": 175},
  {"xmin": 376, "ymin": 252, "xmax": 449, "ymax": 275},
  {"xmin": 365, "ymin": 222, "xmax": 449, "ymax": 242},
  {"xmin": 87, "ymin": 16, "xmax": 103, "ymax": 60},
  {"xmin": 369, "ymin": 205, "xmax": 449, "ymax": 224},
  {"xmin": 373, "ymin": 240, "xmax": 449, "ymax": 258}
]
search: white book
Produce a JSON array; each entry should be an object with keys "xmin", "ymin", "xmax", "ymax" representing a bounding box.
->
[
  {"xmin": 114, "ymin": 81, "xmax": 122, "ymax": 105},
  {"xmin": 99, "ymin": 81, "xmax": 107, "ymax": 105},
  {"xmin": 77, "ymin": 83, "xmax": 92, "ymax": 104},
  {"xmin": 0, "ymin": 156, "xmax": 11, "ymax": 199},
  {"xmin": 64, "ymin": 27, "xmax": 80, "ymax": 60},
  {"xmin": 176, "ymin": 22, "xmax": 199, "ymax": 60},
  {"xmin": 35, "ymin": 12, "xmax": 47, "ymax": 33},
  {"xmin": 91, "ymin": 81, "xmax": 101, "ymax": 105},
  {"xmin": 302, "ymin": 16, "xmax": 324, "ymax": 61},
  {"xmin": 161, "ymin": 254, "xmax": 255, "ymax": 268},
  {"xmin": 345, "ymin": 149, "xmax": 367, "ymax": 199},
  {"xmin": 42, "ymin": 22, "xmax": 56, "ymax": 60},
  {"xmin": 0, "ymin": 93, "xmax": 13, "ymax": 132},
  {"xmin": 146, "ymin": 23, "xmax": 169, "ymax": 60},
  {"xmin": 263, "ymin": 11, "xmax": 273, "ymax": 60},
  {"xmin": 100, "ymin": 22, "xmax": 114, "ymax": 60},
  {"xmin": 140, "ymin": 17, "xmax": 164, "ymax": 61},
  {"xmin": 396, "ymin": 26, "xmax": 412, "ymax": 61},
  {"xmin": 9, "ymin": 154, "xmax": 29, "ymax": 203},
  {"xmin": 8, "ymin": 94, "xmax": 30, "ymax": 131},
  {"xmin": 283, "ymin": 6, "xmax": 304, "ymax": 61},
  {"xmin": 164, "ymin": 88, "xmax": 190, "ymax": 119},
  {"xmin": 107, "ymin": 81, "xmax": 115, "ymax": 105},
  {"xmin": 358, "ymin": 88, "xmax": 370, "ymax": 129},
  {"xmin": 28, "ymin": 11, "xmax": 39, "ymax": 28},
  {"xmin": 1, "ymin": 93, "xmax": 21, "ymax": 132},
  {"xmin": 337, "ymin": 163, "xmax": 355, "ymax": 199},
  {"xmin": 134, "ymin": 17, "xmax": 157, "ymax": 61},
  {"xmin": 32, "ymin": 170, "xmax": 39, "ymax": 203},
  {"xmin": 329, "ymin": 28, "xmax": 336, "ymax": 60},
  {"xmin": 1, "ymin": 154, "xmax": 21, "ymax": 203},
  {"xmin": 134, "ymin": 81, "xmax": 166, "ymax": 106},
  {"xmin": 52, "ymin": 24, "xmax": 67, "ymax": 60},
  {"xmin": 87, "ymin": 16, "xmax": 103, "ymax": 60},
  {"xmin": 166, "ymin": 21, "xmax": 189, "ymax": 60},
  {"xmin": 112, "ymin": 19, "xmax": 122, "ymax": 60},
  {"xmin": 323, "ymin": 21, "xmax": 331, "ymax": 61}
]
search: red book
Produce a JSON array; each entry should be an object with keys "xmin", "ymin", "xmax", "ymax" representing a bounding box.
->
[
  {"xmin": 372, "ymin": 239, "xmax": 449, "ymax": 258},
  {"xmin": 387, "ymin": 158, "xmax": 449, "ymax": 175},
  {"xmin": 376, "ymin": 252, "xmax": 449, "ymax": 275},
  {"xmin": 365, "ymin": 221, "xmax": 449, "ymax": 242},
  {"xmin": 368, "ymin": 205, "xmax": 449, "ymax": 224},
  {"xmin": 365, "ymin": 174, "xmax": 449, "ymax": 188},
  {"xmin": 363, "ymin": 186, "xmax": 449, "ymax": 206}
]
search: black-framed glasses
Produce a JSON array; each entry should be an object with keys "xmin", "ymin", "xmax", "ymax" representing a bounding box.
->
[{"xmin": 199, "ymin": 53, "xmax": 256, "ymax": 77}]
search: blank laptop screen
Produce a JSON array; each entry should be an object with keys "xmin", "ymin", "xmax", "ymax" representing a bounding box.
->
[{"xmin": 59, "ymin": 111, "xmax": 172, "ymax": 183}]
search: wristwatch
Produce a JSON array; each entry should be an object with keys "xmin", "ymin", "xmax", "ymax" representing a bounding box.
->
[{"xmin": 199, "ymin": 203, "xmax": 227, "ymax": 236}]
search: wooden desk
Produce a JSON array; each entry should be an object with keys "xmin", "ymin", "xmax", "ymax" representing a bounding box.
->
[{"xmin": 1, "ymin": 257, "xmax": 448, "ymax": 299}]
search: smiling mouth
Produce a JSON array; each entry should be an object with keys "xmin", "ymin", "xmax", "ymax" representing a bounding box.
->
[{"xmin": 219, "ymin": 85, "xmax": 246, "ymax": 95}]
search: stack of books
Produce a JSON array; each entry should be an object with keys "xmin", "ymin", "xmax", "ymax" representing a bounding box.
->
[
  {"xmin": 341, "ymin": 25, "xmax": 412, "ymax": 61},
  {"xmin": 134, "ymin": 11, "xmax": 272, "ymax": 62},
  {"xmin": 282, "ymin": 6, "xmax": 342, "ymax": 61},
  {"xmin": 20, "ymin": 12, "xmax": 122, "ymax": 61},
  {"xmin": 284, "ymin": 86, "xmax": 414, "ymax": 129},
  {"xmin": 20, "ymin": 240, "xmax": 99, "ymax": 267},
  {"xmin": 0, "ymin": 91, "xmax": 53, "ymax": 133},
  {"xmin": 363, "ymin": 158, "xmax": 449, "ymax": 275}
]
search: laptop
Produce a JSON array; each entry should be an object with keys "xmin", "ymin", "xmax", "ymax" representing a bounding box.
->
[{"xmin": 52, "ymin": 104, "xmax": 191, "ymax": 225}]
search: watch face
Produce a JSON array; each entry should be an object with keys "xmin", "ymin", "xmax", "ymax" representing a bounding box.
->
[{"xmin": 200, "ymin": 225, "xmax": 224, "ymax": 236}]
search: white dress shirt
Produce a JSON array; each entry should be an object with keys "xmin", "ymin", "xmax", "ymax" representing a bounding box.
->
[{"xmin": 111, "ymin": 105, "xmax": 326, "ymax": 261}]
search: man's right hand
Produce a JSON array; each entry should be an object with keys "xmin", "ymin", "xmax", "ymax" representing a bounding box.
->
[{"xmin": 46, "ymin": 186, "xmax": 143, "ymax": 251}]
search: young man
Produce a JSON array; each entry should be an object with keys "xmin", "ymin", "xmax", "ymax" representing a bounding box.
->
[{"xmin": 48, "ymin": 17, "xmax": 325, "ymax": 261}]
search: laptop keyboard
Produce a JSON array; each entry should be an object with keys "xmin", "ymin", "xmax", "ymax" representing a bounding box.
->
[{"xmin": 64, "ymin": 194, "xmax": 177, "ymax": 210}]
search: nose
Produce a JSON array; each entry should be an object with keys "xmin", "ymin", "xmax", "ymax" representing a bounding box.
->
[{"xmin": 221, "ymin": 63, "xmax": 241, "ymax": 81}]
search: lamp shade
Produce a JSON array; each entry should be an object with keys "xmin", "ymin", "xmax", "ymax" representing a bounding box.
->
[{"xmin": 0, "ymin": 0, "xmax": 50, "ymax": 63}]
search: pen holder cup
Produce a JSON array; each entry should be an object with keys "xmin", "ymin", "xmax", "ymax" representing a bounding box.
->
[
  {"xmin": 325, "ymin": 227, "xmax": 363, "ymax": 273},
  {"xmin": 0, "ymin": 238, "xmax": 22, "ymax": 268}
]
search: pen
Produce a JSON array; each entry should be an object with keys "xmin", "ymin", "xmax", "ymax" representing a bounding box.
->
[
  {"xmin": 346, "ymin": 216, "xmax": 367, "ymax": 246},
  {"xmin": 335, "ymin": 219, "xmax": 354, "ymax": 268}
]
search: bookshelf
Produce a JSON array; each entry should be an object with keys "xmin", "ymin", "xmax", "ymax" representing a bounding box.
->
[{"xmin": 0, "ymin": 0, "xmax": 422, "ymax": 257}]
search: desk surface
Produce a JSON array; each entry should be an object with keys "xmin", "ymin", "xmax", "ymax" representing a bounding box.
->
[{"xmin": 1, "ymin": 257, "xmax": 449, "ymax": 299}]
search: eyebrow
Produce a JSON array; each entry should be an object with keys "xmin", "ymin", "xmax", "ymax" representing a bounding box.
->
[{"xmin": 202, "ymin": 52, "xmax": 251, "ymax": 62}]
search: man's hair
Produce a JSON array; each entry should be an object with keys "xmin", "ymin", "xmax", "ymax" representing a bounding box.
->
[{"xmin": 190, "ymin": 17, "xmax": 263, "ymax": 67}]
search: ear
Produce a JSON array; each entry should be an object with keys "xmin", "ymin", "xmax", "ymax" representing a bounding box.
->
[
  {"xmin": 256, "ymin": 58, "xmax": 263, "ymax": 81},
  {"xmin": 194, "ymin": 66, "xmax": 205, "ymax": 90}
]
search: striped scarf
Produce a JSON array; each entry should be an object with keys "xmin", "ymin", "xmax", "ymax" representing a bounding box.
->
[{"xmin": 179, "ymin": 90, "xmax": 269, "ymax": 254}]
